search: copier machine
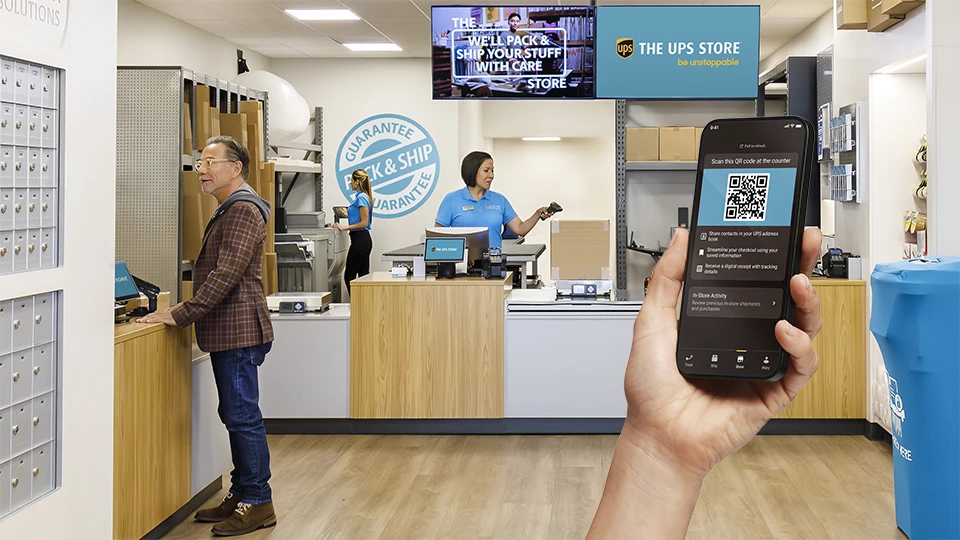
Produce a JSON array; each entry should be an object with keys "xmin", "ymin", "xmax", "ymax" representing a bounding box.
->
[{"xmin": 274, "ymin": 211, "xmax": 348, "ymax": 302}]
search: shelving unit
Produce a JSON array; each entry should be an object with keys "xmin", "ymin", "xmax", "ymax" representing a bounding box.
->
[
  {"xmin": 268, "ymin": 106, "xmax": 323, "ymax": 218},
  {"xmin": 625, "ymin": 161, "xmax": 697, "ymax": 171},
  {"xmin": 116, "ymin": 67, "xmax": 269, "ymax": 301}
]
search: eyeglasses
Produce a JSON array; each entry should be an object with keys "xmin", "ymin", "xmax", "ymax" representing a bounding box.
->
[{"xmin": 194, "ymin": 158, "xmax": 235, "ymax": 170}]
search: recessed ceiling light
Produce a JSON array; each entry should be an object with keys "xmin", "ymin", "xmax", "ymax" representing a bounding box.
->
[
  {"xmin": 285, "ymin": 9, "xmax": 360, "ymax": 21},
  {"xmin": 522, "ymin": 137, "xmax": 561, "ymax": 142},
  {"xmin": 343, "ymin": 43, "xmax": 403, "ymax": 52}
]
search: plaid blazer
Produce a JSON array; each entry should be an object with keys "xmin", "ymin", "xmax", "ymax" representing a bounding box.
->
[{"xmin": 172, "ymin": 200, "xmax": 274, "ymax": 352}]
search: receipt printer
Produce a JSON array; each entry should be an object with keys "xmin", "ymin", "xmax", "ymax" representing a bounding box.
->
[
  {"xmin": 822, "ymin": 249, "xmax": 862, "ymax": 279},
  {"xmin": 483, "ymin": 247, "xmax": 505, "ymax": 279}
]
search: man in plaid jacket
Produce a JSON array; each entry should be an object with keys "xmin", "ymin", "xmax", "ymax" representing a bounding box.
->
[{"xmin": 139, "ymin": 135, "xmax": 276, "ymax": 536}]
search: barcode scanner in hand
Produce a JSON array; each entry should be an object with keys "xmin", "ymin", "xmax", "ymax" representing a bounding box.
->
[{"xmin": 540, "ymin": 201, "xmax": 563, "ymax": 220}]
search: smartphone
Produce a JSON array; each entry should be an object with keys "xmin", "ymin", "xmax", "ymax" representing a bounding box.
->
[{"xmin": 676, "ymin": 116, "xmax": 814, "ymax": 381}]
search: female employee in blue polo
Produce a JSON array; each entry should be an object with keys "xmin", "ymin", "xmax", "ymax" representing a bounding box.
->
[
  {"xmin": 434, "ymin": 151, "xmax": 553, "ymax": 247},
  {"xmin": 333, "ymin": 169, "xmax": 373, "ymax": 293}
]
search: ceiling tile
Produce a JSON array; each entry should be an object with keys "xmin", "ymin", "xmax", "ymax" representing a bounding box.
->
[
  {"xmin": 301, "ymin": 19, "xmax": 385, "ymax": 41},
  {"xmin": 229, "ymin": 37, "xmax": 290, "ymax": 48},
  {"xmin": 135, "ymin": 0, "xmax": 224, "ymax": 19},
  {"xmin": 276, "ymin": 36, "xmax": 343, "ymax": 51},
  {"xmin": 260, "ymin": 50, "xmax": 311, "ymax": 58},
  {"xmin": 764, "ymin": 0, "xmax": 832, "ymax": 19},
  {"xmin": 267, "ymin": 0, "xmax": 346, "ymax": 9},
  {"xmin": 339, "ymin": 0, "xmax": 427, "ymax": 20},
  {"xmin": 760, "ymin": 17, "xmax": 814, "ymax": 37}
]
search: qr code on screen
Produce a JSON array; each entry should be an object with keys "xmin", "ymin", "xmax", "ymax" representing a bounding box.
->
[{"xmin": 724, "ymin": 173, "xmax": 770, "ymax": 221}]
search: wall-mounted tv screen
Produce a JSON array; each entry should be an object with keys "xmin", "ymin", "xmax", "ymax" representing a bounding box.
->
[
  {"xmin": 431, "ymin": 6, "xmax": 595, "ymax": 99},
  {"xmin": 595, "ymin": 5, "xmax": 760, "ymax": 100}
]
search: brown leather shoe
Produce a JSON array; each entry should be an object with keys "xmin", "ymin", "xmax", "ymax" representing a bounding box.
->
[
  {"xmin": 211, "ymin": 501, "xmax": 277, "ymax": 536},
  {"xmin": 194, "ymin": 492, "xmax": 242, "ymax": 523}
]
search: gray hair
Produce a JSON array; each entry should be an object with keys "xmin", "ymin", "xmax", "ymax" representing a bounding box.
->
[{"xmin": 206, "ymin": 135, "xmax": 250, "ymax": 180}]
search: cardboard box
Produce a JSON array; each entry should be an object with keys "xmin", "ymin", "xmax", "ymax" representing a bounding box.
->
[
  {"xmin": 836, "ymin": 0, "xmax": 868, "ymax": 29},
  {"xmin": 659, "ymin": 127, "xmax": 696, "ymax": 161},
  {"xmin": 211, "ymin": 108, "xmax": 221, "ymax": 137},
  {"xmin": 260, "ymin": 162, "xmax": 276, "ymax": 255},
  {"xmin": 182, "ymin": 171, "xmax": 204, "ymax": 261},
  {"xmin": 195, "ymin": 85, "xmax": 212, "ymax": 151},
  {"xmin": 183, "ymin": 103, "xmax": 193, "ymax": 156},
  {"xmin": 868, "ymin": 0, "xmax": 905, "ymax": 31},
  {"xmin": 625, "ymin": 127, "xmax": 659, "ymax": 162},
  {"xmin": 694, "ymin": 127, "xmax": 704, "ymax": 159},
  {"xmin": 264, "ymin": 252, "xmax": 278, "ymax": 295},
  {"xmin": 550, "ymin": 219, "xmax": 611, "ymax": 281},
  {"xmin": 882, "ymin": 0, "xmax": 923, "ymax": 15},
  {"xmin": 239, "ymin": 101, "xmax": 265, "ymax": 163},
  {"xmin": 220, "ymin": 113, "xmax": 248, "ymax": 148}
]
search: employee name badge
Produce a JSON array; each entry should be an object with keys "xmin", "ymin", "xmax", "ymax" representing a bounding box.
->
[
  {"xmin": 462, "ymin": 205, "xmax": 475, "ymax": 211},
  {"xmin": 486, "ymin": 204, "xmax": 501, "ymax": 210}
]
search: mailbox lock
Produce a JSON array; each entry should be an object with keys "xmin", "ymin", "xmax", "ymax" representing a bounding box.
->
[
  {"xmin": 42, "ymin": 124, "xmax": 48, "ymax": 133},
  {"xmin": 13, "ymin": 319, "xmax": 19, "ymax": 329},
  {"xmin": 14, "ymin": 162, "xmax": 21, "ymax": 171},
  {"xmin": 34, "ymin": 366, "xmax": 40, "ymax": 375},
  {"xmin": 33, "ymin": 417, "xmax": 39, "ymax": 426},
  {"xmin": 35, "ymin": 315, "xmax": 41, "ymax": 324},
  {"xmin": 13, "ymin": 245, "xmax": 20, "ymax": 255},
  {"xmin": 11, "ymin": 478, "xmax": 18, "ymax": 488},
  {"xmin": 15, "ymin": 78, "xmax": 21, "ymax": 87},
  {"xmin": 29, "ymin": 82, "xmax": 35, "ymax": 90},
  {"xmin": 15, "ymin": 120, "xmax": 20, "ymax": 129},
  {"xmin": 42, "ymin": 203, "xmax": 48, "ymax": 211},
  {"xmin": 42, "ymin": 163, "xmax": 48, "ymax": 172},
  {"xmin": 0, "ymin": 119, "xmax": 5, "ymax": 128},
  {"xmin": 28, "ymin": 203, "xmax": 34, "ymax": 212},
  {"xmin": 29, "ymin": 162, "xmax": 35, "ymax": 172},
  {"xmin": 0, "ymin": 205, "xmax": 5, "ymax": 214},
  {"xmin": 14, "ymin": 203, "xmax": 20, "ymax": 212},
  {"xmin": 0, "ymin": 161, "xmax": 5, "ymax": 170},
  {"xmin": 28, "ymin": 244, "xmax": 34, "ymax": 254},
  {"xmin": 41, "ymin": 242, "xmax": 47, "ymax": 252},
  {"xmin": 29, "ymin": 122, "xmax": 34, "ymax": 131},
  {"xmin": 32, "ymin": 468, "xmax": 39, "ymax": 477},
  {"xmin": 11, "ymin": 424, "xmax": 17, "ymax": 435},
  {"xmin": 0, "ymin": 247, "xmax": 5, "ymax": 257},
  {"xmin": 11, "ymin": 372, "xmax": 18, "ymax": 382}
]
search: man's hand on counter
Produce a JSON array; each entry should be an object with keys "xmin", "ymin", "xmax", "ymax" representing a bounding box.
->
[
  {"xmin": 137, "ymin": 306, "xmax": 177, "ymax": 326},
  {"xmin": 587, "ymin": 227, "xmax": 824, "ymax": 540}
]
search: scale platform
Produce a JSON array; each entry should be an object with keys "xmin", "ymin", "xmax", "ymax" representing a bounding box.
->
[{"xmin": 267, "ymin": 292, "xmax": 332, "ymax": 313}]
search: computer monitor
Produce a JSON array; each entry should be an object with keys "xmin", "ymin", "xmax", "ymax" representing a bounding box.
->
[
  {"xmin": 424, "ymin": 237, "xmax": 466, "ymax": 279},
  {"xmin": 425, "ymin": 227, "xmax": 489, "ymax": 269},
  {"xmin": 115, "ymin": 260, "xmax": 140, "ymax": 303}
]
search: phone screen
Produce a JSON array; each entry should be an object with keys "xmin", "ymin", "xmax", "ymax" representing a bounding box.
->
[{"xmin": 677, "ymin": 118, "xmax": 811, "ymax": 380}]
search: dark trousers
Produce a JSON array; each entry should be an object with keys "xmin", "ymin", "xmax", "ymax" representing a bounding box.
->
[
  {"xmin": 210, "ymin": 343, "xmax": 273, "ymax": 505},
  {"xmin": 344, "ymin": 229, "xmax": 373, "ymax": 293}
]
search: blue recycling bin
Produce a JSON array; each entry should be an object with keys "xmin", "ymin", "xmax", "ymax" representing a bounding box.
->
[{"xmin": 870, "ymin": 256, "xmax": 960, "ymax": 540}]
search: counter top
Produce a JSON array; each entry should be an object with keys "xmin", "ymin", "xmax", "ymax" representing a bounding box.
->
[
  {"xmin": 352, "ymin": 272, "xmax": 513, "ymax": 287},
  {"xmin": 114, "ymin": 321, "xmax": 169, "ymax": 344},
  {"xmin": 811, "ymin": 277, "xmax": 866, "ymax": 286}
]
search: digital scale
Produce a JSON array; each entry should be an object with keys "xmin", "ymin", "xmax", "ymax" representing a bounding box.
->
[
  {"xmin": 555, "ymin": 279, "xmax": 615, "ymax": 299},
  {"xmin": 266, "ymin": 292, "xmax": 332, "ymax": 313}
]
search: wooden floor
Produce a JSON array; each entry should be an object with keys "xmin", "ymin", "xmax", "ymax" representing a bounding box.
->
[{"xmin": 165, "ymin": 434, "xmax": 901, "ymax": 540}]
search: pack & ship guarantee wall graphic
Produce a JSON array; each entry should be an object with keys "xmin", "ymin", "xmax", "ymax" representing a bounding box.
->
[{"xmin": 336, "ymin": 113, "xmax": 440, "ymax": 219}]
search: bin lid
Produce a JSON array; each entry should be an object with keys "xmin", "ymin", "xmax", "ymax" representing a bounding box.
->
[{"xmin": 872, "ymin": 256, "xmax": 960, "ymax": 287}]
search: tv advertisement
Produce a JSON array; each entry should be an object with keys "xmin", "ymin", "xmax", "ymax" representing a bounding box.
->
[
  {"xmin": 431, "ymin": 6, "xmax": 595, "ymax": 99},
  {"xmin": 595, "ymin": 6, "xmax": 760, "ymax": 100}
]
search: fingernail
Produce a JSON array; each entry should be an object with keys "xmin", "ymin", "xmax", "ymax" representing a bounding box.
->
[
  {"xmin": 783, "ymin": 321, "xmax": 797, "ymax": 336},
  {"xmin": 668, "ymin": 229, "xmax": 678, "ymax": 248}
]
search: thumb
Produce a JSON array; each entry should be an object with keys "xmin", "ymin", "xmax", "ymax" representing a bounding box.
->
[{"xmin": 643, "ymin": 228, "xmax": 688, "ymax": 312}]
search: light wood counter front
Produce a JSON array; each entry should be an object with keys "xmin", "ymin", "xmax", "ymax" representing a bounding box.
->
[
  {"xmin": 777, "ymin": 279, "xmax": 866, "ymax": 419},
  {"xmin": 114, "ymin": 321, "xmax": 192, "ymax": 539},
  {"xmin": 350, "ymin": 272, "xmax": 512, "ymax": 419}
]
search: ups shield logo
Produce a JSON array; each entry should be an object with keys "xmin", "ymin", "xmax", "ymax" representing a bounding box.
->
[{"xmin": 616, "ymin": 38, "xmax": 634, "ymax": 59}]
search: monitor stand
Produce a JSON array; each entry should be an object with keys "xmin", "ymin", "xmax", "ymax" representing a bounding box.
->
[{"xmin": 436, "ymin": 262, "xmax": 456, "ymax": 279}]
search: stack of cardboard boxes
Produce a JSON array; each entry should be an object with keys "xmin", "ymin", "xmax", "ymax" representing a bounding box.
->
[
  {"xmin": 625, "ymin": 126, "xmax": 705, "ymax": 162},
  {"xmin": 181, "ymin": 88, "xmax": 278, "ymax": 337}
]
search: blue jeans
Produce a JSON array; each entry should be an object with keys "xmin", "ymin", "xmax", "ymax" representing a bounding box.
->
[{"xmin": 210, "ymin": 343, "xmax": 273, "ymax": 505}]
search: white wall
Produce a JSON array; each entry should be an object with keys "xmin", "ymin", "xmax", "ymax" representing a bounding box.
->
[
  {"xmin": 118, "ymin": 0, "xmax": 270, "ymax": 80},
  {"xmin": 0, "ymin": 1, "xmax": 117, "ymax": 538},
  {"xmin": 830, "ymin": 5, "xmax": 927, "ymax": 429},
  {"xmin": 492, "ymin": 137, "xmax": 615, "ymax": 280},
  {"xmin": 760, "ymin": 12, "xmax": 834, "ymax": 74},
  {"xmin": 271, "ymin": 57, "xmax": 619, "ymax": 285},
  {"xmin": 270, "ymin": 58, "xmax": 461, "ymax": 277},
  {"xmin": 927, "ymin": 0, "xmax": 960, "ymax": 256},
  {"xmin": 866, "ymin": 73, "xmax": 926, "ymax": 431}
]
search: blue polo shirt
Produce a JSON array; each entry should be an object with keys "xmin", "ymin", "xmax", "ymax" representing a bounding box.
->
[
  {"xmin": 347, "ymin": 192, "xmax": 371, "ymax": 231},
  {"xmin": 435, "ymin": 187, "xmax": 517, "ymax": 248}
]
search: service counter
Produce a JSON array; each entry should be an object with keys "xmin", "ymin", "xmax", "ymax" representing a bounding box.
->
[
  {"xmin": 259, "ymin": 277, "xmax": 868, "ymax": 434},
  {"xmin": 112, "ymin": 321, "xmax": 232, "ymax": 539}
]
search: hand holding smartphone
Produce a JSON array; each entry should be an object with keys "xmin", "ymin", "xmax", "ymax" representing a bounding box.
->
[{"xmin": 676, "ymin": 116, "xmax": 815, "ymax": 381}]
